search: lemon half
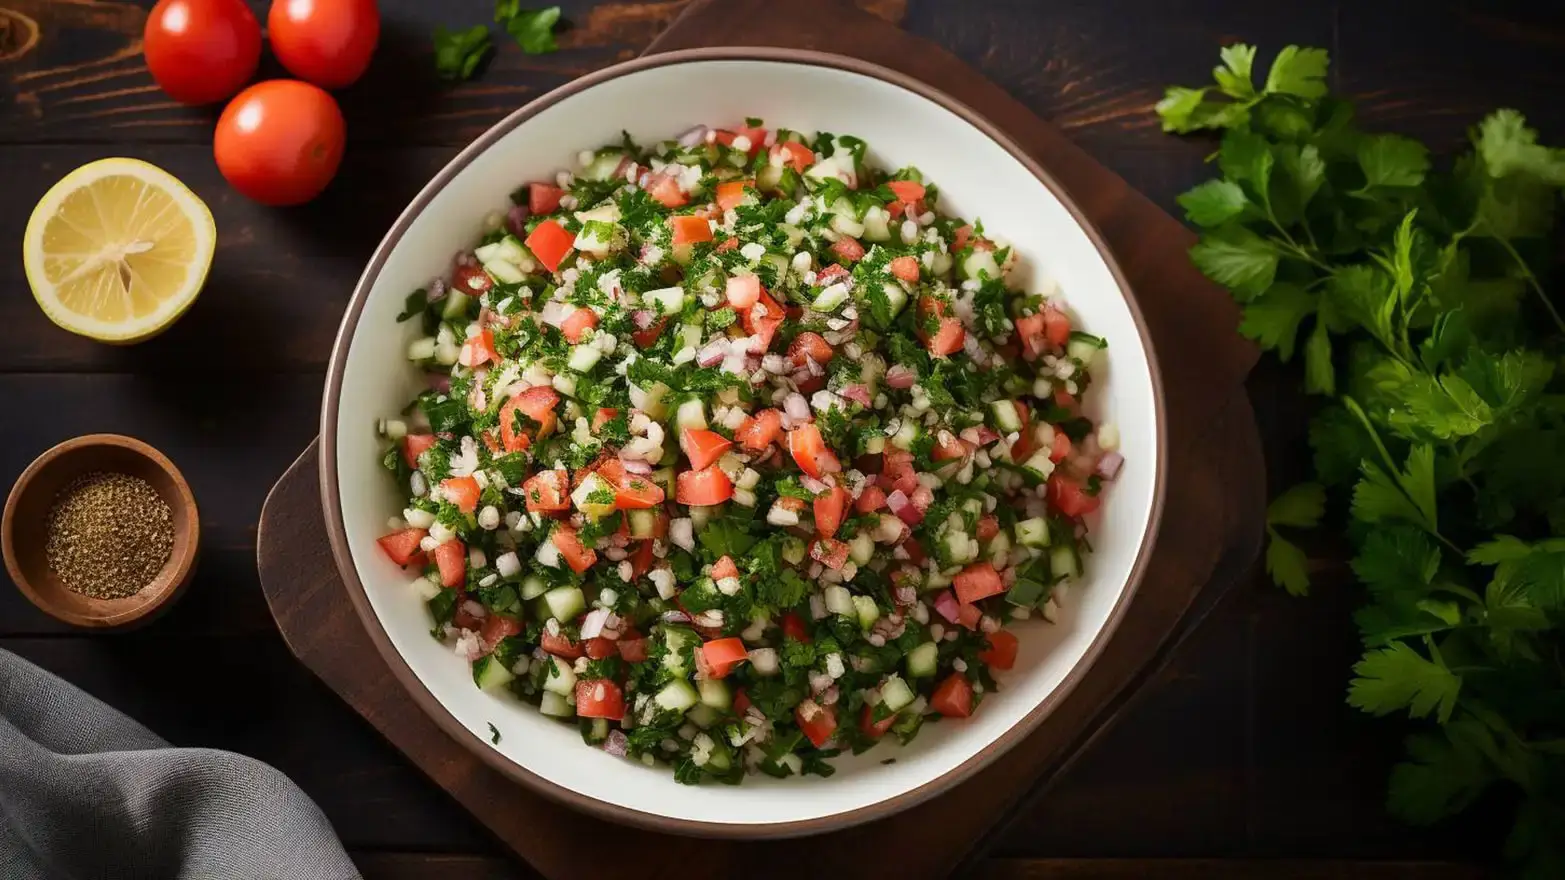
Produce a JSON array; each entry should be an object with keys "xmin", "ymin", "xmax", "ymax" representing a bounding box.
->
[{"xmin": 23, "ymin": 158, "xmax": 215, "ymax": 343}]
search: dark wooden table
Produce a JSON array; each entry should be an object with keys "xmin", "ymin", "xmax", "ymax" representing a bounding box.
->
[{"xmin": 2, "ymin": 1, "xmax": 1559, "ymax": 877}]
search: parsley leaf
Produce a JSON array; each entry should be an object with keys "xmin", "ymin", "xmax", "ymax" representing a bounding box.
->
[
  {"xmin": 1347, "ymin": 641, "xmax": 1462, "ymax": 723},
  {"xmin": 496, "ymin": 3, "xmax": 561, "ymax": 55},
  {"xmin": 433, "ymin": 25, "xmax": 492, "ymax": 82},
  {"xmin": 1189, "ymin": 226, "xmax": 1279, "ymax": 300}
]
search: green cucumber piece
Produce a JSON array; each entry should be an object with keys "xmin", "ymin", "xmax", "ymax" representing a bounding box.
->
[
  {"xmin": 905, "ymin": 642, "xmax": 939, "ymax": 678},
  {"xmin": 654, "ymin": 680, "xmax": 700, "ymax": 712},
  {"xmin": 472, "ymin": 655, "xmax": 515, "ymax": 692},
  {"xmin": 543, "ymin": 586, "xmax": 586, "ymax": 622},
  {"xmin": 542, "ymin": 656, "xmax": 576, "ymax": 696},
  {"xmin": 880, "ymin": 674, "xmax": 915, "ymax": 712}
]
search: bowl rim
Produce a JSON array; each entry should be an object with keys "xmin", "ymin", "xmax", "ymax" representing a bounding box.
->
[
  {"xmin": 2, "ymin": 432, "xmax": 200, "ymax": 628},
  {"xmin": 320, "ymin": 46, "xmax": 1168, "ymax": 838}
]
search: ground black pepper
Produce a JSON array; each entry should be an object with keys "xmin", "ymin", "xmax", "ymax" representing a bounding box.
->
[{"xmin": 45, "ymin": 472, "xmax": 173, "ymax": 599}]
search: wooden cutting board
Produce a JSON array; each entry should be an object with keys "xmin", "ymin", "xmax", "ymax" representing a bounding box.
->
[{"xmin": 257, "ymin": 0, "xmax": 1267, "ymax": 876}]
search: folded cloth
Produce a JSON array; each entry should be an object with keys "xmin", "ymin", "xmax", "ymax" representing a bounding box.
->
[{"xmin": 0, "ymin": 648, "xmax": 360, "ymax": 880}]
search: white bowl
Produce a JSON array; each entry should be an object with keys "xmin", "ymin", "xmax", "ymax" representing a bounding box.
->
[{"xmin": 322, "ymin": 48, "xmax": 1165, "ymax": 837}]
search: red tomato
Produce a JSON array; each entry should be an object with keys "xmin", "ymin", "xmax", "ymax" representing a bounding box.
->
[
  {"xmin": 670, "ymin": 214, "xmax": 711, "ymax": 246},
  {"xmin": 951, "ymin": 225, "xmax": 973, "ymax": 252},
  {"xmin": 592, "ymin": 407, "xmax": 619, "ymax": 431},
  {"xmin": 829, "ymin": 237, "xmax": 866, "ymax": 262},
  {"xmin": 932, "ymin": 432, "xmax": 972, "ymax": 462},
  {"xmin": 401, "ymin": 434, "xmax": 437, "ymax": 469},
  {"xmin": 457, "ymin": 328, "xmax": 498, "ymax": 368},
  {"xmin": 781, "ymin": 612, "xmax": 811, "ymax": 642},
  {"xmin": 499, "ymin": 386, "xmax": 560, "ymax": 452},
  {"xmin": 917, "ymin": 296, "xmax": 966, "ymax": 358},
  {"xmin": 811, "ymin": 538, "xmax": 850, "ymax": 570},
  {"xmin": 734, "ymin": 688, "xmax": 753, "ymax": 717},
  {"xmin": 1047, "ymin": 474, "xmax": 1101, "ymax": 518},
  {"xmin": 813, "ymin": 486, "xmax": 850, "ymax": 538},
  {"xmin": 575, "ymin": 679, "xmax": 626, "ymax": 720},
  {"xmin": 735, "ymin": 409, "xmax": 784, "ymax": 451},
  {"xmin": 716, "ymin": 237, "xmax": 740, "ymax": 253},
  {"xmin": 629, "ymin": 541, "xmax": 656, "ymax": 579},
  {"xmin": 584, "ymin": 637, "xmax": 618, "ymax": 660},
  {"xmin": 267, "ymin": 0, "xmax": 379, "ymax": 89},
  {"xmin": 440, "ymin": 476, "xmax": 481, "ymax": 514},
  {"xmin": 714, "ymin": 125, "xmax": 766, "ymax": 154},
  {"xmin": 480, "ymin": 613, "xmax": 522, "ymax": 652},
  {"xmin": 741, "ymin": 290, "xmax": 784, "ymax": 351},
  {"xmin": 931, "ymin": 673, "xmax": 974, "ymax": 718},
  {"xmin": 976, "ymin": 515, "xmax": 1000, "ymax": 544},
  {"xmin": 771, "ymin": 141, "xmax": 815, "ymax": 173},
  {"xmin": 885, "ymin": 180, "xmax": 926, "ymax": 203},
  {"xmin": 631, "ymin": 316, "xmax": 667, "ymax": 348},
  {"xmin": 680, "ymin": 428, "xmax": 733, "ymax": 472},
  {"xmin": 957, "ymin": 602, "xmax": 982, "ymax": 630},
  {"xmin": 854, "ymin": 485, "xmax": 887, "ymax": 513},
  {"xmin": 552, "ymin": 525, "xmax": 596, "ymax": 574},
  {"xmin": 525, "ymin": 219, "xmax": 574, "ymax": 273},
  {"xmin": 432, "ymin": 540, "xmax": 466, "ymax": 588},
  {"xmin": 214, "ymin": 80, "xmax": 345, "ymax": 206},
  {"xmin": 795, "ymin": 700, "xmax": 837, "ymax": 748},
  {"xmin": 451, "ymin": 263, "xmax": 492, "ymax": 296},
  {"xmin": 376, "ymin": 528, "xmax": 427, "ymax": 567},
  {"xmin": 560, "ymin": 308, "xmax": 599, "ymax": 343},
  {"xmin": 711, "ymin": 556, "xmax": 740, "ymax": 581},
  {"xmin": 715, "ymin": 180, "xmax": 752, "ymax": 212},
  {"xmin": 788, "ymin": 424, "xmax": 841, "ymax": 479},
  {"xmin": 1042, "ymin": 306, "xmax": 1072, "ymax": 348},
  {"xmin": 451, "ymin": 599, "xmax": 482, "ymax": 631},
  {"xmin": 888, "ymin": 255, "xmax": 921, "ymax": 283},
  {"xmin": 612, "ymin": 471, "xmax": 666, "ymax": 510},
  {"xmin": 540, "ymin": 631, "xmax": 583, "ymax": 659},
  {"xmin": 860, "ymin": 704, "xmax": 897, "ymax": 739},
  {"xmin": 953, "ymin": 562, "xmax": 1005, "ymax": 605},
  {"xmin": 1050, "ymin": 430, "xmax": 1073, "ymax": 463},
  {"xmin": 700, "ymin": 638, "xmax": 749, "ymax": 679},
  {"xmin": 816, "ymin": 264, "xmax": 850, "ymax": 286},
  {"xmin": 725, "ymin": 274, "xmax": 762, "ymax": 309},
  {"xmin": 521, "ymin": 470, "xmax": 570, "ymax": 514},
  {"xmin": 676, "ymin": 467, "xmax": 734, "ymax": 506},
  {"xmin": 529, "ymin": 183, "xmax": 565, "ymax": 215},
  {"xmin": 787, "ymin": 332, "xmax": 835, "ymax": 370},
  {"xmin": 977, "ymin": 630, "xmax": 1019, "ymax": 671},
  {"xmin": 617, "ymin": 635, "xmax": 649, "ymax": 663},
  {"xmin": 143, "ymin": 0, "xmax": 261, "ymax": 105},
  {"xmin": 648, "ymin": 175, "xmax": 689, "ymax": 208}
]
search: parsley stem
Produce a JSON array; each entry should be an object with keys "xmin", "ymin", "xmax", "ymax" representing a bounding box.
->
[{"xmin": 1495, "ymin": 236, "xmax": 1565, "ymax": 335}]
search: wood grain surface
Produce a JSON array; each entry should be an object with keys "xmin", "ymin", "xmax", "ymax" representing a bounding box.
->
[{"xmin": 3, "ymin": 0, "xmax": 1560, "ymax": 876}]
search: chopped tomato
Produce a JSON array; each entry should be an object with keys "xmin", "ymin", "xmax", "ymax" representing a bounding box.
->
[
  {"xmin": 525, "ymin": 219, "xmax": 574, "ymax": 273},
  {"xmin": 629, "ymin": 541, "xmax": 655, "ymax": 579},
  {"xmin": 701, "ymin": 637, "xmax": 749, "ymax": 678},
  {"xmin": 788, "ymin": 424, "xmax": 842, "ymax": 478},
  {"xmin": 575, "ymin": 679, "xmax": 625, "ymax": 721},
  {"xmin": 813, "ymin": 485, "xmax": 850, "ymax": 538},
  {"xmin": 931, "ymin": 673, "xmax": 974, "ymax": 718},
  {"xmin": 457, "ymin": 328, "xmax": 499, "ymax": 368},
  {"xmin": 711, "ymin": 556, "xmax": 740, "ymax": 581},
  {"xmin": 725, "ymin": 274, "xmax": 762, "ymax": 309},
  {"xmin": 716, "ymin": 236, "xmax": 740, "ymax": 252},
  {"xmin": 714, "ymin": 125, "xmax": 765, "ymax": 155},
  {"xmin": 1054, "ymin": 388, "xmax": 1076, "ymax": 409},
  {"xmin": 401, "ymin": 434, "xmax": 437, "ymax": 469},
  {"xmin": 903, "ymin": 537, "xmax": 927, "ymax": 566},
  {"xmin": 680, "ymin": 428, "xmax": 734, "ymax": 471},
  {"xmin": 878, "ymin": 448, "xmax": 919, "ymax": 494},
  {"xmin": 452, "ymin": 598, "xmax": 482, "ymax": 630},
  {"xmin": 552, "ymin": 525, "xmax": 597, "ymax": 574},
  {"xmin": 734, "ymin": 688, "xmax": 753, "ymax": 717},
  {"xmin": 440, "ymin": 476, "xmax": 481, "ymax": 514},
  {"xmin": 648, "ymin": 174, "xmax": 689, "ymax": 208},
  {"xmin": 829, "ymin": 237, "xmax": 866, "ymax": 262},
  {"xmin": 854, "ymin": 485, "xmax": 887, "ymax": 513},
  {"xmin": 953, "ymin": 561, "xmax": 1006, "ymax": 605},
  {"xmin": 715, "ymin": 179, "xmax": 752, "ymax": 212},
  {"xmin": 499, "ymin": 386, "xmax": 560, "ymax": 452},
  {"xmin": 540, "ymin": 631, "xmax": 583, "ymax": 658},
  {"xmin": 815, "ymin": 263, "xmax": 850, "ymax": 286},
  {"xmin": 561, "ymin": 308, "xmax": 599, "ymax": 343},
  {"xmin": 631, "ymin": 316, "xmax": 667, "ymax": 348},
  {"xmin": 734, "ymin": 408, "xmax": 784, "ymax": 451},
  {"xmin": 676, "ymin": 466, "xmax": 734, "ymax": 506},
  {"xmin": 603, "ymin": 461, "xmax": 665, "ymax": 510},
  {"xmin": 592, "ymin": 407, "xmax": 619, "ymax": 431},
  {"xmin": 772, "ymin": 140, "xmax": 815, "ymax": 172},
  {"xmin": 976, "ymin": 515, "xmax": 1000, "ymax": 544},
  {"xmin": 781, "ymin": 611, "xmax": 811, "ymax": 642},
  {"xmin": 787, "ymin": 331, "xmax": 834, "ymax": 369},
  {"xmin": 957, "ymin": 601, "xmax": 982, "ymax": 630},
  {"xmin": 741, "ymin": 290, "xmax": 784, "ymax": 351},
  {"xmin": 793, "ymin": 373, "xmax": 827, "ymax": 396},
  {"xmin": 377, "ymin": 528, "xmax": 427, "ymax": 567},
  {"xmin": 480, "ymin": 614, "xmax": 522, "ymax": 652},
  {"xmin": 811, "ymin": 538, "xmax": 850, "ymax": 570},
  {"xmin": 670, "ymin": 213, "xmax": 712, "ymax": 245},
  {"xmin": 529, "ymin": 183, "xmax": 565, "ymax": 215},
  {"xmin": 617, "ymin": 634, "xmax": 649, "ymax": 663},
  {"xmin": 521, "ymin": 469, "xmax": 570, "ymax": 513},
  {"xmin": 951, "ymin": 224, "xmax": 973, "ymax": 252},
  {"xmin": 1047, "ymin": 474, "xmax": 1101, "ymax": 518},
  {"xmin": 1014, "ymin": 313, "xmax": 1048, "ymax": 360},
  {"xmin": 977, "ymin": 630, "xmax": 1019, "ymax": 670},
  {"xmin": 1042, "ymin": 306, "xmax": 1072, "ymax": 348},
  {"xmin": 888, "ymin": 255, "xmax": 921, "ymax": 283},
  {"xmin": 932, "ymin": 432, "xmax": 972, "ymax": 462},
  {"xmin": 1050, "ymin": 430, "xmax": 1072, "ymax": 463},
  {"xmin": 451, "ymin": 263, "xmax": 492, "ymax": 295},
  {"xmin": 860, "ymin": 704, "xmax": 898, "ymax": 739},
  {"xmin": 918, "ymin": 296, "xmax": 966, "ymax": 358},
  {"xmin": 795, "ymin": 700, "xmax": 837, "ymax": 748},
  {"xmin": 584, "ymin": 637, "xmax": 618, "ymax": 660},
  {"xmin": 886, "ymin": 180, "xmax": 926, "ymax": 203},
  {"xmin": 432, "ymin": 540, "xmax": 466, "ymax": 588}
]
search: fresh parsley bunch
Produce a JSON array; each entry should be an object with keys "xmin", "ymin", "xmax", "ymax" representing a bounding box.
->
[{"xmin": 1160, "ymin": 45, "xmax": 1565, "ymax": 877}]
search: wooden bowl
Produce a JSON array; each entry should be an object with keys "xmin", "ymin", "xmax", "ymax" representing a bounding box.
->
[{"xmin": 2, "ymin": 434, "xmax": 199, "ymax": 628}]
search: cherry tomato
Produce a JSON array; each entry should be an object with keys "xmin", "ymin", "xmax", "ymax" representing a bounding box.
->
[
  {"xmin": 214, "ymin": 80, "xmax": 345, "ymax": 206},
  {"xmin": 143, "ymin": 0, "xmax": 261, "ymax": 105},
  {"xmin": 267, "ymin": 0, "xmax": 381, "ymax": 89}
]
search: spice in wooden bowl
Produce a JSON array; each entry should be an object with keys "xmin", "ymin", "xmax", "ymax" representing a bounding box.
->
[{"xmin": 45, "ymin": 472, "xmax": 174, "ymax": 599}]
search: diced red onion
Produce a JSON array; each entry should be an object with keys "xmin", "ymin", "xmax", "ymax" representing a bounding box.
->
[
  {"xmin": 677, "ymin": 125, "xmax": 708, "ymax": 147},
  {"xmin": 893, "ymin": 584, "xmax": 917, "ymax": 605},
  {"xmin": 454, "ymin": 251, "xmax": 477, "ymax": 268},
  {"xmin": 911, "ymin": 485, "xmax": 934, "ymax": 512},
  {"xmin": 612, "ymin": 155, "xmax": 635, "ymax": 178},
  {"xmin": 783, "ymin": 393, "xmax": 811, "ymax": 421},
  {"xmin": 619, "ymin": 456, "xmax": 653, "ymax": 475},
  {"xmin": 661, "ymin": 610, "xmax": 692, "ymax": 625},
  {"xmin": 603, "ymin": 729, "xmax": 629, "ymax": 757},
  {"xmin": 885, "ymin": 365, "xmax": 917, "ymax": 389},
  {"xmin": 697, "ymin": 338, "xmax": 730, "ymax": 367},
  {"xmin": 426, "ymin": 373, "xmax": 451, "ymax": 393},
  {"xmin": 505, "ymin": 204, "xmax": 530, "ymax": 237},
  {"xmin": 426, "ymin": 278, "xmax": 447, "ymax": 302},
  {"xmin": 461, "ymin": 599, "xmax": 487, "ymax": 619},
  {"xmin": 538, "ymin": 301, "xmax": 572, "ymax": 328},
  {"xmin": 632, "ymin": 309, "xmax": 656, "ymax": 330},
  {"xmin": 841, "ymin": 384, "xmax": 872, "ymax": 407},
  {"xmin": 975, "ymin": 426, "xmax": 1000, "ymax": 446},
  {"xmin": 886, "ymin": 489, "xmax": 911, "ymax": 512},
  {"xmin": 580, "ymin": 608, "xmax": 611, "ymax": 640},
  {"xmin": 1096, "ymin": 452, "xmax": 1124, "ymax": 480},
  {"xmin": 933, "ymin": 590, "xmax": 961, "ymax": 624},
  {"xmin": 800, "ymin": 475, "xmax": 829, "ymax": 495}
]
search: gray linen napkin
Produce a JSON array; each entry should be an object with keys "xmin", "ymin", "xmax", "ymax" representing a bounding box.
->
[{"xmin": 0, "ymin": 648, "xmax": 361, "ymax": 880}]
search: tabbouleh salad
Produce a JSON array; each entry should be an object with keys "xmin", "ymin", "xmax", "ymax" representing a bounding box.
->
[{"xmin": 374, "ymin": 120, "xmax": 1124, "ymax": 783}]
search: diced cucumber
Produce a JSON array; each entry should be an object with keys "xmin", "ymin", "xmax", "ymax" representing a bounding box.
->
[
  {"xmin": 675, "ymin": 398, "xmax": 708, "ymax": 432},
  {"xmin": 989, "ymin": 400, "xmax": 1022, "ymax": 434},
  {"xmin": 492, "ymin": 235, "xmax": 531, "ymax": 266},
  {"xmin": 543, "ymin": 585, "xmax": 586, "ymax": 622},
  {"xmin": 961, "ymin": 498, "xmax": 985, "ymax": 519},
  {"xmin": 905, "ymin": 642, "xmax": 939, "ymax": 678},
  {"xmin": 567, "ymin": 344, "xmax": 602, "ymax": 373},
  {"xmin": 570, "ymin": 471, "xmax": 616, "ymax": 520},
  {"xmin": 1023, "ymin": 449, "xmax": 1057, "ymax": 480},
  {"xmin": 960, "ymin": 249, "xmax": 1001, "ymax": 281},
  {"xmin": 407, "ymin": 337, "xmax": 437, "ymax": 362},
  {"xmin": 1050, "ymin": 543, "xmax": 1081, "ymax": 581},
  {"xmin": 778, "ymin": 223, "xmax": 806, "ymax": 248},
  {"xmin": 583, "ymin": 717, "xmax": 610, "ymax": 743},
  {"xmin": 697, "ymin": 678, "xmax": 732, "ymax": 710},
  {"xmin": 890, "ymin": 418, "xmax": 922, "ymax": 451},
  {"xmin": 756, "ymin": 163, "xmax": 783, "ymax": 193},
  {"xmin": 1067, "ymin": 332, "xmax": 1107, "ymax": 366},
  {"xmin": 539, "ymin": 691, "xmax": 574, "ymax": 717},
  {"xmin": 781, "ymin": 536, "xmax": 807, "ymax": 565},
  {"xmin": 631, "ymin": 381, "xmax": 672, "ymax": 420},
  {"xmin": 861, "ymin": 207, "xmax": 891, "ymax": 242},
  {"xmin": 627, "ymin": 509, "xmax": 659, "ymax": 539},
  {"xmin": 823, "ymin": 585, "xmax": 854, "ymax": 617},
  {"xmin": 519, "ymin": 574, "xmax": 549, "ymax": 600},
  {"xmin": 551, "ymin": 372, "xmax": 579, "ymax": 398},
  {"xmin": 1005, "ymin": 576, "xmax": 1050, "ymax": 607},
  {"xmin": 644, "ymin": 286, "xmax": 686, "ymax": 315},
  {"xmin": 853, "ymin": 594, "xmax": 881, "ymax": 630},
  {"xmin": 1015, "ymin": 517, "xmax": 1051, "ymax": 548},
  {"xmin": 662, "ymin": 627, "xmax": 697, "ymax": 676},
  {"xmin": 987, "ymin": 530, "xmax": 1013, "ymax": 566},
  {"xmin": 814, "ymin": 283, "xmax": 850, "ymax": 312},
  {"xmin": 761, "ymin": 252, "xmax": 790, "ymax": 281},
  {"xmin": 940, "ymin": 528, "xmax": 977, "ymax": 566},
  {"xmin": 649, "ymin": 467, "xmax": 676, "ymax": 500},
  {"xmin": 574, "ymin": 221, "xmax": 624, "ymax": 258},
  {"xmin": 543, "ymin": 656, "xmax": 577, "ymax": 696},
  {"xmin": 582, "ymin": 150, "xmax": 627, "ymax": 181},
  {"xmin": 654, "ymin": 680, "xmax": 700, "ymax": 713},
  {"xmin": 689, "ymin": 504, "xmax": 716, "ymax": 529},
  {"xmin": 849, "ymin": 532, "xmax": 875, "ymax": 566},
  {"xmin": 685, "ymin": 702, "xmax": 720, "ymax": 729},
  {"xmin": 880, "ymin": 281, "xmax": 909, "ymax": 318},
  {"xmin": 472, "ymin": 655, "xmax": 515, "ymax": 692},
  {"xmin": 474, "ymin": 241, "xmax": 504, "ymax": 264},
  {"xmin": 680, "ymin": 322, "xmax": 704, "ymax": 352},
  {"xmin": 706, "ymin": 739, "xmax": 733, "ymax": 772},
  {"xmin": 483, "ymin": 259, "xmax": 525, "ymax": 285},
  {"xmin": 880, "ymin": 674, "xmax": 915, "ymax": 712},
  {"xmin": 442, "ymin": 291, "xmax": 474, "ymax": 320},
  {"xmin": 863, "ymin": 434, "xmax": 887, "ymax": 455}
]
